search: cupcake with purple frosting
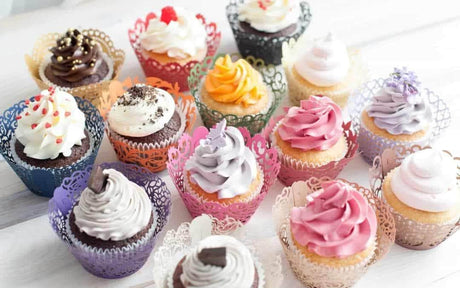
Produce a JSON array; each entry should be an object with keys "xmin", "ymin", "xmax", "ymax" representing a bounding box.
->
[{"xmin": 358, "ymin": 68, "xmax": 432, "ymax": 162}]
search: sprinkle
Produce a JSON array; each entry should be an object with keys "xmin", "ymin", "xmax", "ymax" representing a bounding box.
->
[
  {"xmin": 25, "ymin": 112, "xmax": 30, "ymax": 116},
  {"xmin": 42, "ymin": 108, "xmax": 48, "ymax": 115},
  {"xmin": 31, "ymin": 123, "xmax": 37, "ymax": 129},
  {"xmin": 25, "ymin": 99, "xmax": 30, "ymax": 105},
  {"xmin": 48, "ymin": 87, "xmax": 55, "ymax": 95},
  {"xmin": 57, "ymin": 56, "xmax": 63, "ymax": 62},
  {"xmin": 49, "ymin": 97, "xmax": 54, "ymax": 103},
  {"xmin": 56, "ymin": 138, "xmax": 63, "ymax": 144},
  {"xmin": 33, "ymin": 104, "xmax": 39, "ymax": 111},
  {"xmin": 65, "ymin": 111, "xmax": 71, "ymax": 117},
  {"xmin": 34, "ymin": 95, "xmax": 42, "ymax": 101},
  {"xmin": 45, "ymin": 122, "xmax": 51, "ymax": 128},
  {"xmin": 16, "ymin": 115, "xmax": 22, "ymax": 120},
  {"xmin": 53, "ymin": 111, "xmax": 59, "ymax": 117}
]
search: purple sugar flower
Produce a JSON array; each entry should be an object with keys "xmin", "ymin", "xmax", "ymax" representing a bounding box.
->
[
  {"xmin": 385, "ymin": 67, "xmax": 421, "ymax": 103},
  {"xmin": 204, "ymin": 119, "xmax": 227, "ymax": 151}
]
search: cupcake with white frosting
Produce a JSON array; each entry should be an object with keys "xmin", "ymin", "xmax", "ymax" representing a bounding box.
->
[
  {"xmin": 171, "ymin": 235, "xmax": 263, "ymax": 288},
  {"xmin": 382, "ymin": 148, "xmax": 460, "ymax": 249},
  {"xmin": 283, "ymin": 33, "xmax": 366, "ymax": 107},
  {"xmin": 226, "ymin": 0, "xmax": 312, "ymax": 65}
]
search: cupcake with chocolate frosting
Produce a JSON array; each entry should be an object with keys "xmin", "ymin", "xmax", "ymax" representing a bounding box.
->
[
  {"xmin": 40, "ymin": 29, "xmax": 114, "ymax": 88},
  {"xmin": 185, "ymin": 119, "xmax": 263, "ymax": 205},
  {"xmin": 171, "ymin": 235, "xmax": 262, "ymax": 288},
  {"xmin": 283, "ymin": 33, "xmax": 365, "ymax": 107}
]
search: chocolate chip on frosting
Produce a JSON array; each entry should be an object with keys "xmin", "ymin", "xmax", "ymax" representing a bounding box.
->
[{"xmin": 198, "ymin": 247, "xmax": 227, "ymax": 267}]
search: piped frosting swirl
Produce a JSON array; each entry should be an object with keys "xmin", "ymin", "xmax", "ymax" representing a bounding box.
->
[
  {"xmin": 290, "ymin": 181, "xmax": 377, "ymax": 258},
  {"xmin": 391, "ymin": 148, "xmax": 458, "ymax": 212},
  {"xmin": 73, "ymin": 168, "xmax": 152, "ymax": 241},
  {"xmin": 277, "ymin": 96, "xmax": 343, "ymax": 151}
]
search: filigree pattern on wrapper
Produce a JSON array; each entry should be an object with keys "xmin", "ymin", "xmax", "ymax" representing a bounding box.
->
[
  {"xmin": 188, "ymin": 53, "xmax": 286, "ymax": 135},
  {"xmin": 167, "ymin": 126, "xmax": 280, "ymax": 233},
  {"xmin": 370, "ymin": 145, "xmax": 460, "ymax": 250},
  {"xmin": 0, "ymin": 97, "xmax": 104, "ymax": 198},
  {"xmin": 106, "ymin": 77, "xmax": 196, "ymax": 173},
  {"xmin": 152, "ymin": 217, "xmax": 284, "ymax": 288},
  {"xmin": 261, "ymin": 116, "xmax": 358, "ymax": 186},
  {"xmin": 348, "ymin": 79, "xmax": 451, "ymax": 164},
  {"xmin": 128, "ymin": 12, "xmax": 221, "ymax": 92},
  {"xmin": 48, "ymin": 162, "xmax": 171, "ymax": 279},
  {"xmin": 226, "ymin": 0, "xmax": 312, "ymax": 65},
  {"xmin": 25, "ymin": 29, "xmax": 125, "ymax": 119},
  {"xmin": 273, "ymin": 178, "xmax": 395, "ymax": 288}
]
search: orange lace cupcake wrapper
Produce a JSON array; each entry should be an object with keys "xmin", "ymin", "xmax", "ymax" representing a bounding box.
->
[
  {"xmin": 25, "ymin": 28, "xmax": 125, "ymax": 119},
  {"xmin": 107, "ymin": 77, "xmax": 196, "ymax": 173}
]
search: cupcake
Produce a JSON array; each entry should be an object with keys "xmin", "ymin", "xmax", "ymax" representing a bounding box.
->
[
  {"xmin": 273, "ymin": 179, "xmax": 395, "ymax": 288},
  {"xmin": 189, "ymin": 54, "xmax": 284, "ymax": 135},
  {"xmin": 26, "ymin": 28, "xmax": 124, "ymax": 118},
  {"xmin": 171, "ymin": 235, "xmax": 263, "ymax": 288},
  {"xmin": 167, "ymin": 119, "xmax": 280, "ymax": 231},
  {"xmin": 380, "ymin": 148, "xmax": 459, "ymax": 249},
  {"xmin": 128, "ymin": 6, "xmax": 221, "ymax": 91},
  {"xmin": 283, "ymin": 33, "xmax": 365, "ymax": 107},
  {"xmin": 270, "ymin": 96, "xmax": 357, "ymax": 185},
  {"xmin": 185, "ymin": 119, "xmax": 263, "ymax": 205},
  {"xmin": 0, "ymin": 88, "xmax": 104, "ymax": 197},
  {"xmin": 356, "ymin": 68, "xmax": 433, "ymax": 164},
  {"xmin": 49, "ymin": 162, "xmax": 171, "ymax": 278},
  {"xmin": 107, "ymin": 83, "xmax": 186, "ymax": 172},
  {"xmin": 226, "ymin": 0, "xmax": 312, "ymax": 65}
]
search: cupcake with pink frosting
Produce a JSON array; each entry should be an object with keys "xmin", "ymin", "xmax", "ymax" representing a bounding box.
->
[{"xmin": 269, "ymin": 96, "xmax": 358, "ymax": 185}]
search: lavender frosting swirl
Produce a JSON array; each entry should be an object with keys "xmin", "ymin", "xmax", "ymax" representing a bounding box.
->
[
  {"xmin": 366, "ymin": 68, "xmax": 431, "ymax": 135},
  {"xmin": 185, "ymin": 121, "xmax": 257, "ymax": 199}
]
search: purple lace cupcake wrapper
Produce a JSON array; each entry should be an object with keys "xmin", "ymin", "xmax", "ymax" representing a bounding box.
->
[
  {"xmin": 48, "ymin": 162, "xmax": 172, "ymax": 278},
  {"xmin": 347, "ymin": 78, "xmax": 451, "ymax": 165},
  {"xmin": 167, "ymin": 126, "xmax": 280, "ymax": 233},
  {"xmin": 0, "ymin": 96, "xmax": 104, "ymax": 197},
  {"xmin": 226, "ymin": 0, "xmax": 312, "ymax": 65}
]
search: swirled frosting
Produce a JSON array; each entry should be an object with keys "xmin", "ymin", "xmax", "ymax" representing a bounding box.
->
[
  {"xmin": 140, "ymin": 6, "xmax": 207, "ymax": 59},
  {"xmin": 294, "ymin": 33, "xmax": 350, "ymax": 87},
  {"xmin": 48, "ymin": 29, "xmax": 106, "ymax": 83},
  {"xmin": 205, "ymin": 55, "xmax": 264, "ymax": 107},
  {"xmin": 185, "ymin": 120, "xmax": 258, "ymax": 199},
  {"xmin": 15, "ymin": 88, "xmax": 86, "ymax": 160},
  {"xmin": 238, "ymin": 0, "xmax": 300, "ymax": 33},
  {"xmin": 108, "ymin": 84, "xmax": 176, "ymax": 137},
  {"xmin": 74, "ymin": 168, "xmax": 152, "ymax": 241},
  {"xmin": 290, "ymin": 181, "xmax": 377, "ymax": 258},
  {"xmin": 180, "ymin": 235, "xmax": 255, "ymax": 288},
  {"xmin": 366, "ymin": 68, "xmax": 432, "ymax": 135},
  {"xmin": 391, "ymin": 149, "xmax": 458, "ymax": 212},
  {"xmin": 278, "ymin": 96, "xmax": 343, "ymax": 151}
]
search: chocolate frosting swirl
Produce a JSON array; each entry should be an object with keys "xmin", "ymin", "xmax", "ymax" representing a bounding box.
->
[{"xmin": 48, "ymin": 29, "xmax": 105, "ymax": 83}]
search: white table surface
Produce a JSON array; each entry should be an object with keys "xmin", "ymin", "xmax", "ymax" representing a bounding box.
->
[{"xmin": 0, "ymin": 0, "xmax": 459, "ymax": 287}]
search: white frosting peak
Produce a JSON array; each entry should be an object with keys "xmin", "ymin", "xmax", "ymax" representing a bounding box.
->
[
  {"xmin": 74, "ymin": 169, "xmax": 152, "ymax": 241},
  {"xmin": 180, "ymin": 235, "xmax": 255, "ymax": 288},
  {"xmin": 294, "ymin": 33, "xmax": 350, "ymax": 87},
  {"xmin": 15, "ymin": 89, "xmax": 86, "ymax": 160},
  {"xmin": 238, "ymin": 0, "xmax": 300, "ymax": 33},
  {"xmin": 140, "ymin": 7, "xmax": 207, "ymax": 59},
  {"xmin": 391, "ymin": 149, "xmax": 458, "ymax": 212}
]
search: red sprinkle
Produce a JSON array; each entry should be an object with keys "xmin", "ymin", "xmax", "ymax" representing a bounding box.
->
[
  {"xmin": 53, "ymin": 111, "xmax": 59, "ymax": 117},
  {"xmin": 42, "ymin": 108, "xmax": 48, "ymax": 115},
  {"xmin": 160, "ymin": 6, "xmax": 178, "ymax": 24},
  {"xmin": 31, "ymin": 123, "xmax": 37, "ymax": 129},
  {"xmin": 49, "ymin": 97, "xmax": 54, "ymax": 103},
  {"xmin": 258, "ymin": 0, "xmax": 267, "ymax": 10},
  {"xmin": 16, "ymin": 115, "xmax": 22, "ymax": 120},
  {"xmin": 25, "ymin": 112, "xmax": 30, "ymax": 116},
  {"xmin": 33, "ymin": 104, "xmax": 39, "ymax": 111},
  {"xmin": 45, "ymin": 122, "xmax": 52, "ymax": 128},
  {"xmin": 25, "ymin": 99, "xmax": 30, "ymax": 105},
  {"xmin": 34, "ymin": 95, "xmax": 42, "ymax": 102},
  {"xmin": 48, "ymin": 87, "xmax": 55, "ymax": 95},
  {"xmin": 56, "ymin": 138, "xmax": 63, "ymax": 144},
  {"xmin": 65, "ymin": 111, "xmax": 71, "ymax": 117}
]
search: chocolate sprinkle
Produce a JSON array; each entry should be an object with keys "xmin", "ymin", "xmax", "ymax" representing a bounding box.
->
[{"xmin": 197, "ymin": 247, "xmax": 227, "ymax": 267}]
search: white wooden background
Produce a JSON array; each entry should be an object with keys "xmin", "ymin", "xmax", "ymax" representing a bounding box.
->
[{"xmin": 0, "ymin": 0, "xmax": 459, "ymax": 287}]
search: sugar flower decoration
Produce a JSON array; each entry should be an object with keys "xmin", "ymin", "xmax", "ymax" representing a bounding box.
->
[
  {"xmin": 204, "ymin": 119, "xmax": 227, "ymax": 152},
  {"xmin": 385, "ymin": 67, "xmax": 422, "ymax": 104}
]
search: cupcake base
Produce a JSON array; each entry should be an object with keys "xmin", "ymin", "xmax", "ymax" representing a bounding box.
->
[{"xmin": 141, "ymin": 48, "xmax": 207, "ymax": 66}]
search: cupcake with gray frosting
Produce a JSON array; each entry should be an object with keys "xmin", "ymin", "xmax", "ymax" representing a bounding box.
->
[{"xmin": 171, "ymin": 235, "xmax": 262, "ymax": 288}]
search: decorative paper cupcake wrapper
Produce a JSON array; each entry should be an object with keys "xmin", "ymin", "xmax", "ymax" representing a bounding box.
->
[
  {"xmin": 188, "ymin": 53, "xmax": 286, "ymax": 135},
  {"xmin": 370, "ymin": 145, "xmax": 460, "ymax": 250},
  {"xmin": 0, "ymin": 97, "xmax": 104, "ymax": 198},
  {"xmin": 48, "ymin": 162, "xmax": 172, "ymax": 279},
  {"xmin": 167, "ymin": 125, "xmax": 280, "ymax": 233},
  {"xmin": 106, "ymin": 77, "xmax": 196, "ymax": 173},
  {"xmin": 273, "ymin": 178, "xmax": 395, "ymax": 288},
  {"xmin": 282, "ymin": 37, "xmax": 367, "ymax": 108},
  {"xmin": 25, "ymin": 28, "xmax": 125, "ymax": 119},
  {"xmin": 128, "ymin": 12, "xmax": 221, "ymax": 92},
  {"xmin": 152, "ymin": 215, "xmax": 284, "ymax": 288},
  {"xmin": 226, "ymin": 0, "xmax": 311, "ymax": 65},
  {"xmin": 348, "ymin": 78, "xmax": 451, "ymax": 165},
  {"xmin": 262, "ymin": 116, "xmax": 358, "ymax": 186}
]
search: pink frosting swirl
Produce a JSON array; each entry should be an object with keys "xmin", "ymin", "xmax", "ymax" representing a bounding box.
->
[
  {"xmin": 290, "ymin": 181, "xmax": 377, "ymax": 258},
  {"xmin": 277, "ymin": 96, "xmax": 343, "ymax": 151}
]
